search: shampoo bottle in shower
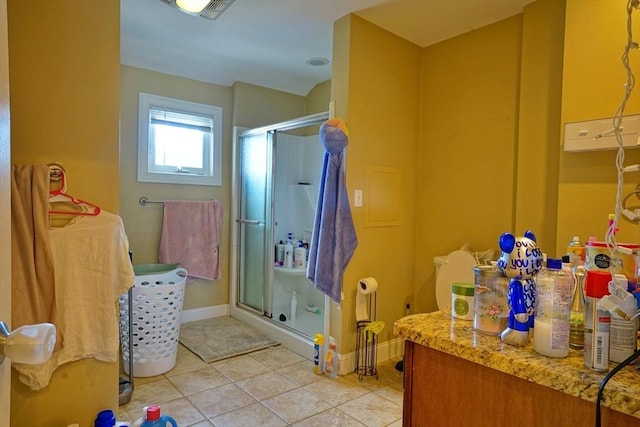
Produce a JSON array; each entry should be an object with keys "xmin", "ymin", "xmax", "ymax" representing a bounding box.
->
[
  {"xmin": 284, "ymin": 234, "xmax": 294, "ymax": 268},
  {"xmin": 291, "ymin": 291, "xmax": 297, "ymax": 321},
  {"xmin": 277, "ymin": 240, "xmax": 284, "ymax": 265},
  {"xmin": 294, "ymin": 241, "xmax": 306, "ymax": 268}
]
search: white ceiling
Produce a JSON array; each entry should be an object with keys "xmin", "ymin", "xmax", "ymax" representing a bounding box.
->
[{"xmin": 121, "ymin": 0, "xmax": 536, "ymax": 96}]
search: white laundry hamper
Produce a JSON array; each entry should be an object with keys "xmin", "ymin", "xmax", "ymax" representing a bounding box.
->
[{"xmin": 119, "ymin": 266, "xmax": 187, "ymax": 377}]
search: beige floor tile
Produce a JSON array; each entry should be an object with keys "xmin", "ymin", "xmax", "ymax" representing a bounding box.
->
[
  {"xmin": 235, "ymin": 371, "xmax": 299, "ymax": 400},
  {"xmin": 275, "ymin": 359, "xmax": 323, "ymax": 386},
  {"xmin": 165, "ymin": 345, "xmax": 209, "ymax": 377},
  {"xmin": 337, "ymin": 392, "xmax": 402, "ymax": 427},
  {"xmin": 122, "ymin": 378, "xmax": 183, "ymax": 418},
  {"xmin": 156, "ymin": 397, "xmax": 206, "ymax": 426},
  {"xmin": 262, "ymin": 388, "xmax": 332, "ymax": 424},
  {"xmin": 211, "ymin": 402, "xmax": 288, "ymax": 427},
  {"xmin": 303, "ymin": 377, "xmax": 369, "ymax": 406},
  {"xmin": 167, "ymin": 365, "xmax": 230, "ymax": 395},
  {"xmin": 211, "ymin": 354, "xmax": 271, "ymax": 381},
  {"xmin": 185, "ymin": 421, "xmax": 213, "ymax": 427},
  {"xmin": 188, "ymin": 383, "xmax": 257, "ymax": 419},
  {"xmin": 250, "ymin": 346, "xmax": 306, "ymax": 369},
  {"xmin": 292, "ymin": 407, "xmax": 366, "ymax": 426},
  {"xmin": 373, "ymin": 386, "xmax": 404, "ymax": 407},
  {"xmin": 121, "ymin": 322, "xmax": 404, "ymax": 427}
]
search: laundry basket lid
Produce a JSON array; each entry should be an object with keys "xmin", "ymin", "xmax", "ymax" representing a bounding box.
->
[{"xmin": 133, "ymin": 263, "xmax": 181, "ymax": 276}]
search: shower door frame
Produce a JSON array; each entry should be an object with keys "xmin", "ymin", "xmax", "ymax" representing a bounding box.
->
[{"xmin": 231, "ymin": 111, "xmax": 329, "ymax": 340}]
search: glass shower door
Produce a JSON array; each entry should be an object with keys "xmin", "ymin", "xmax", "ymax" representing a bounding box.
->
[{"xmin": 237, "ymin": 130, "xmax": 274, "ymax": 316}]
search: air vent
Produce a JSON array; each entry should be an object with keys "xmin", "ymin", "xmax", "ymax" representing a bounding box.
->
[
  {"xmin": 200, "ymin": 0, "xmax": 235, "ymax": 20},
  {"xmin": 159, "ymin": 0, "xmax": 236, "ymax": 20}
]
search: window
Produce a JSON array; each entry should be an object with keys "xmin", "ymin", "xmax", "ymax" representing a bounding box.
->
[{"xmin": 138, "ymin": 93, "xmax": 223, "ymax": 186}]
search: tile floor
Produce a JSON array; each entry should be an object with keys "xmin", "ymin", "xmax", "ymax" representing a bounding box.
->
[{"xmin": 117, "ymin": 343, "xmax": 404, "ymax": 426}]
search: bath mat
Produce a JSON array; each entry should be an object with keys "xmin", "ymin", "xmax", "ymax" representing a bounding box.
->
[{"xmin": 179, "ymin": 316, "xmax": 279, "ymax": 363}]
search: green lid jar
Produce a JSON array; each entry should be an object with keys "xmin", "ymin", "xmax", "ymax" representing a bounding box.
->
[{"xmin": 451, "ymin": 282, "xmax": 474, "ymax": 320}]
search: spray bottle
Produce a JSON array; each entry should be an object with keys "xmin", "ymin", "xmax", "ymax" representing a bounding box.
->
[
  {"xmin": 324, "ymin": 336, "xmax": 338, "ymax": 378},
  {"xmin": 313, "ymin": 333, "xmax": 324, "ymax": 374}
]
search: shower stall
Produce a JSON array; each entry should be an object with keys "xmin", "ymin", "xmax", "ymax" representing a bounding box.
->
[{"xmin": 230, "ymin": 112, "xmax": 329, "ymax": 356}]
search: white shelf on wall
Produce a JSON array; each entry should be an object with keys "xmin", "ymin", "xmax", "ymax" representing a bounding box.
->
[{"xmin": 564, "ymin": 114, "xmax": 640, "ymax": 152}]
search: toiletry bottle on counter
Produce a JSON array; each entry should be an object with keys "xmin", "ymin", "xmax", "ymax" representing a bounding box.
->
[
  {"xmin": 569, "ymin": 266, "xmax": 586, "ymax": 349},
  {"xmin": 584, "ymin": 270, "xmax": 611, "ymax": 372},
  {"xmin": 566, "ymin": 235, "xmax": 585, "ymax": 267},
  {"xmin": 608, "ymin": 275, "xmax": 638, "ymax": 363},
  {"xmin": 284, "ymin": 233, "xmax": 294, "ymax": 268},
  {"xmin": 534, "ymin": 258, "xmax": 572, "ymax": 358}
]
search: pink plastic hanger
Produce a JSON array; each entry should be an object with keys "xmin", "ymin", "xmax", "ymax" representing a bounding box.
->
[{"xmin": 48, "ymin": 165, "xmax": 101, "ymax": 216}]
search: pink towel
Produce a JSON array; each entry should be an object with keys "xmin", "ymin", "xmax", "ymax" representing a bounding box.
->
[{"xmin": 159, "ymin": 200, "xmax": 223, "ymax": 282}]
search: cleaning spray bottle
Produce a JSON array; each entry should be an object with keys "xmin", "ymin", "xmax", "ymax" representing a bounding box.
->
[
  {"xmin": 324, "ymin": 336, "xmax": 338, "ymax": 378},
  {"xmin": 313, "ymin": 333, "xmax": 324, "ymax": 374},
  {"xmin": 133, "ymin": 405, "xmax": 177, "ymax": 427}
]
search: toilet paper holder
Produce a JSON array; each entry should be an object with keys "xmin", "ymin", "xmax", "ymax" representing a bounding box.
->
[{"xmin": 354, "ymin": 281, "xmax": 380, "ymax": 381}]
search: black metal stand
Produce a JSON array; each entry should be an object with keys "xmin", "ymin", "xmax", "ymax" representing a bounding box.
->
[
  {"xmin": 354, "ymin": 292, "xmax": 379, "ymax": 380},
  {"xmin": 119, "ymin": 285, "xmax": 134, "ymax": 406}
]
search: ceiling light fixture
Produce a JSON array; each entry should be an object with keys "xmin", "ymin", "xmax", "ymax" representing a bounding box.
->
[
  {"xmin": 159, "ymin": 0, "xmax": 236, "ymax": 20},
  {"xmin": 176, "ymin": 0, "xmax": 209, "ymax": 13}
]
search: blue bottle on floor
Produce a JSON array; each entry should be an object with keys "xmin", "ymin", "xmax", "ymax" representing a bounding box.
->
[{"xmin": 138, "ymin": 405, "xmax": 177, "ymax": 427}]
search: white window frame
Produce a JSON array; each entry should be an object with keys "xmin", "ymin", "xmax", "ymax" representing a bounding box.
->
[{"xmin": 137, "ymin": 92, "xmax": 223, "ymax": 186}]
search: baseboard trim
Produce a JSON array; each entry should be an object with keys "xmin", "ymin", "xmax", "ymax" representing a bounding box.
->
[
  {"xmin": 337, "ymin": 336, "xmax": 405, "ymax": 376},
  {"xmin": 181, "ymin": 304, "xmax": 228, "ymax": 323}
]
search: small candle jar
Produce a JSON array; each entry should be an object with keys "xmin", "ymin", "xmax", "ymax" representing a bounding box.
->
[{"xmin": 451, "ymin": 282, "xmax": 474, "ymax": 320}]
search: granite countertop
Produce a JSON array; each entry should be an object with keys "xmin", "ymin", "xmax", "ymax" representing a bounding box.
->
[{"xmin": 394, "ymin": 310, "xmax": 640, "ymax": 419}]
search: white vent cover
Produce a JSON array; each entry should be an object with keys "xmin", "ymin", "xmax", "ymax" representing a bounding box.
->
[{"xmin": 158, "ymin": 0, "xmax": 236, "ymax": 20}]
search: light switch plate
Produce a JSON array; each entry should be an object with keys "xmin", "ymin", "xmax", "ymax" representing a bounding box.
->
[{"xmin": 354, "ymin": 189, "xmax": 363, "ymax": 207}]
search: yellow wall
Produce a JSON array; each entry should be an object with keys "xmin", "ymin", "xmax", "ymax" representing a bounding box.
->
[
  {"xmin": 557, "ymin": 0, "xmax": 640, "ymax": 255},
  {"xmin": 9, "ymin": 0, "xmax": 120, "ymax": 212},
  {"xmin": 119, "ymin": 66, "xmax": 233, "ymax": 310},
  {"xmin": 7, "ymin": 1, "xmax": 121, "ymax": 426},
  {"xmin": 333, "ymin": 14, "xmax": 421, "ymax": 352},
  {"xmin": 415, "ymin": 14, "xmax": 525, "ymax": 313}
]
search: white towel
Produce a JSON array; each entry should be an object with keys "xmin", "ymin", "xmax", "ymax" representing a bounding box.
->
[{"xmin": 13, "ymin": 211, "xmax": 135, "ymax": 390}]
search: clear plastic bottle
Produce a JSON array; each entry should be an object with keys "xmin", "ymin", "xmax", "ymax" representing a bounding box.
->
[
  {"xmin": 534, "ymin": 258, "xmax": 572, "ymax": 358},
  {"xmin": 569, "ymin": 266, "xmax": 586, "ymax": 349},
  {"xmin": 325, "ymin": 336, "xmax": 338, "ymax": 378}
]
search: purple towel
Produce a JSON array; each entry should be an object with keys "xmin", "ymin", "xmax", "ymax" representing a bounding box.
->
[{"xmin": 306, "ymin": 119, "xmax": 358, "ymax": 303}]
